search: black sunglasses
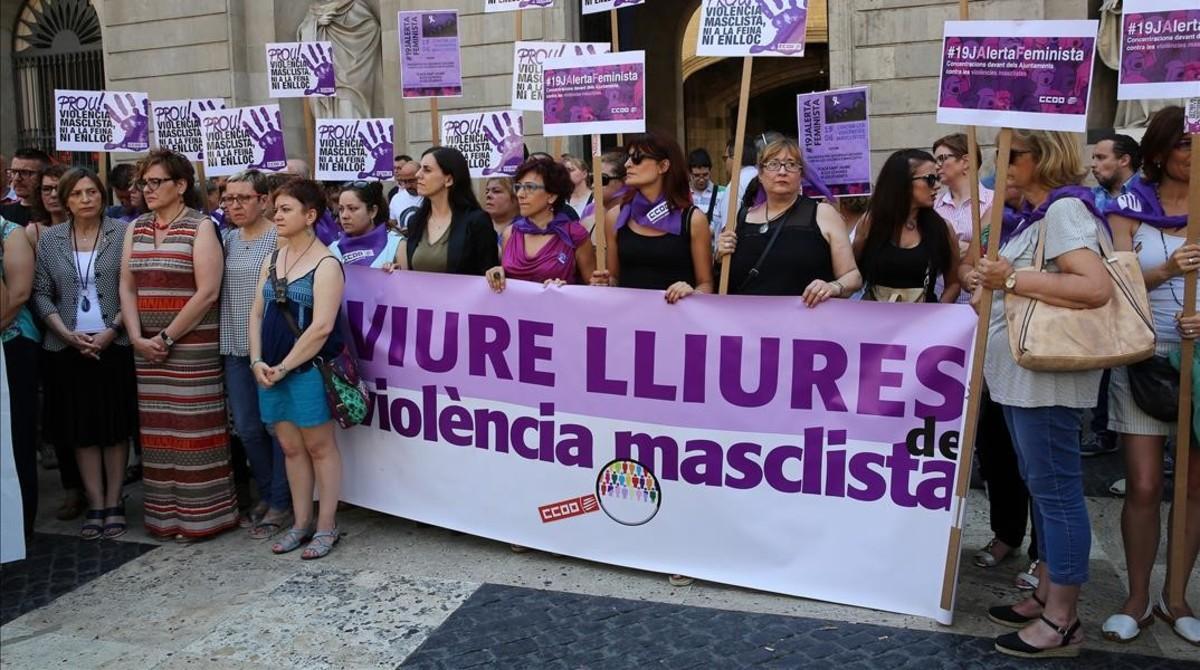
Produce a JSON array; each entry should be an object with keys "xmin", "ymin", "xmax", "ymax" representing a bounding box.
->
[
  {"xmin": 627, "ymin": 150, "xmax": 663, "ymax": 165},
  {"xmin": 911, "ymin": 173, "xmax": 939, "ymax": 188},
  {"xmin": 601, "ymin": 174, "xmax": 617, "ymax": 186}
]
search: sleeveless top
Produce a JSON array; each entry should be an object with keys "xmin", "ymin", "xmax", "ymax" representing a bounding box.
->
[
  {"xmin": 502, "ymin": 220, "xmax": 590, "ymax": 284},
  {"xmin": 260, "ymin": 255, "xmax": 344, "ymax": 371},
  {"xmin": 616, "ymin": 206, "xmax": 696, "ymax": 291},
  {"xmin": 1134, "ymin": 224, "xmax": 1191, "ymax": 343},
  {"xmin": 864, "ymin": 237, "xmax": 937, "ymax": 303},
  {"xmin": 728, "ymin": 197, "xmax": 832, "ymax": 296},
  {"xmin": 0, "ymin": 218, "xmax": 40, "ymax": 343},
  {"xmin": 129, "ymin": 208, "xmax": 220, "ymax": 345}
]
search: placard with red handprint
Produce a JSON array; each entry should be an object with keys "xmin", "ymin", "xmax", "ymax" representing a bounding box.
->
[
  {"xmin": 512, "ymin": 41, "xmax": 611, "ymax": 111},
  {"xmin": 197, "ymin": 104, "xmax": 288, "ymax": 177},
  {"xmin": 440, "ymin": 111, "xmax": 524, "ymax": 178},
  {"xmin": 542, "ymin": 51, "xmax": 646, "ymax": 137},
  {"xmin": 55, "ymin": 89, "xmax": 151, "ymax": 153},
  {"xmin": 1118, "ymin": 0, "xmax": 1200, "ymax": 101},
  {"xmin": 696, "ymin": 0, "xmax": 808, "ymax": 58},
  {"xmin": 152, "ymin": 98, "xmax": 226, "ymax": 161},
  {"xmin": 315, "ymin": 118, "xmax": 395, "ymax": 181},
  {"xmin": 266, "ymin": 41, "xmax": 336, "ymax": 98}
]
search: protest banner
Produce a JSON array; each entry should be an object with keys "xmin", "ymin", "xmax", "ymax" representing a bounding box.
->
[
  {"xmin": 151, "ymin": 99, "xmax": 225, "ymax": 161},
  {"xmin": 55, "ymin": 89, "xmax": 150, "ymax": 153},
  {"xmin": 696, "ymin": 0, "xmax": 809, "ymax": 58},
  {"xmin": 542, "ymin": 51, "xmax": 646, "ymax": 137},
  {"xmin": 582, "ymin": 0, "xmax": 644, "ymax": 15},
  {"xmin": 315, "ymin": 118, "xmax": 394, "ymax": 182},
  {"xmin": 935, "ymin": 19, "xmax": 1099, "ymax": 133},
  {"xmin": 513, "ymin": 42, "xmax": 611, "ymax": 112},
  {"xmin": 339, "ymin": 267, "xmax": 978, "ymax": 623},
  {"xmin": 440, "ymin": 111, "xmax": 524, "ymax": 178},
  {"xmin": 197, "ymin": 104, "xmax": 287, "ymax": 177},
  {"xmin": 1117, "ymin": 0, "xmax": 1200, "ymax": 101},
  {"xmin": 266, "ymin": 41, "xmax": 336, "ymax": 98},
  {"xmin": 485, "ymin": 0, "xmax": 553, "ymax": 12},
  {"xmin": 795, "ymin": 87, "xmax": 871, "ymax": 197}
]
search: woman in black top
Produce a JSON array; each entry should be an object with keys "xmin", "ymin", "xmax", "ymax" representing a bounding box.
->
[
  {"xmin": 394, "ymin": 147, "xmax": 499, "ymax": 275},
  {"xmin": 593, "ymin": 131, "xmax": 713, "ymax": 303},
  {"xmin": 716, "ymin": 137, "xmax": 860, "ymax": 303},
  {"xmin": 853, "ymin": 149, "xmax": 960, "ymax": 303}
]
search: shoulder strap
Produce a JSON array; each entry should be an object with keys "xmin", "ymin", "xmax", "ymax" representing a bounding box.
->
[
  {"xmin": 268, "ymin": 249, "xmax": 302, "ymax": 338},
  {"xmin": 737, "ymin": 201, "xmax": 797, "ymax": 292},
  {"xmin": 704, "ymin": 186, "xmax": 719, "ymax": 224}
]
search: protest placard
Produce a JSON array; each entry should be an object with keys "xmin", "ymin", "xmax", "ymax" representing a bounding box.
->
[
  {"xmin": 440, "ymin": 111, "xmax": 524, "ymax": 178},
  {"xmin": 542, "ymin": 51, "xmax": 645, "ymax": 137},
  {"xmin": 696, "ymin": 0, "xmax": 808, "ymax": 58},
  {"xmin": 266, "ymin": 41, "xmax": 336, "ymax": 98},
  {"xmin": 315, "ymin": 118, "xmax": 394, "ymax": 182},
  {"xmin": 513, "ymin": 42, "xmax": 611, "ymax": 112},
  {"xmin": 399, "ymin": 10, "xmax": 463, "ymax": 99},
  {"xmin": 1118, "ymin": 0, "xmax": 1200, "ymax": 101},
  {"xmin": 796, "ymin": 87, "xmax": 871, "ymax": 197},
  {"xmin": 485, "ymin": 0, "xmax": 553, "ymax": 12},
  {"xmin": 55, "ymin": 89, "xmax": 150, "ymax": 153},
  {"xmin": 582, "ymin": 0, "xmax": 644, "ymax": 15},
  {"xmin": 151, "ymin": 99, "xmax": 225, "ymax": 161},
  {"xmin": 935, "ymin": 20, "xmax": 1099, "ymax": 132},
  {"xmin": 1188, "ymin": 98, "xmax": 1200, "ymax": 134},
  {"xmin": 198, "ymin": 104, "xmax": 287, "ymax": 177}
]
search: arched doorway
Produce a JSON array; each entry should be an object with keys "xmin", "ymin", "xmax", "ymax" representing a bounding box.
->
[{"xmin": 12, "ymin": 0, "xmax": 105, "ymax": 167}]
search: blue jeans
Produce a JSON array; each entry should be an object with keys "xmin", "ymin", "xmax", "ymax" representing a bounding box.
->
[
  {"xmin": 1001, "ymin": 404, "xmax": 1090, "ymax": 586},
  {"xmin": 225, "ymin": 355, "xmax": 290, "ymax": 510}
]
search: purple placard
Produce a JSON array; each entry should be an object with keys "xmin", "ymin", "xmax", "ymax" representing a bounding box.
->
[
  {"xmin": 197, "ymin": 104, "xmax": 287, "ymax": 177},
  {"xmin": 696, "ymin": 0, "xmax": 808, "ymax": 58},
  {"xmin": 936, "ymin": 20, "xmax": 1098, "ymax": 133},
  {"xmin": 796, "ymin": 87, "xmax": 871, "ymax": 198},
  {"xmin": 542, "ymin": 51, "xmax": 646, "ymax": 137},
  {"xmin": 1119, "ymin": 0, "xmax": 1200, "ymax": 100},
  {"xmin": 315, "ymin": 118, "xmax": 394, "ymax": 182},
  {"xmin": 54, "ymin": 89, "xmax": 150, "ymax": 153},
  {"xmin": 399, "ymin": 10, "xmax": 463, "ymax": 99},
  {"xmin": 266, "ymin": 41, "xmax": 336, "ymax": 98},
  {"xmin": 440, "ymin": 110, "xmax": 524, "ymax": 178}
]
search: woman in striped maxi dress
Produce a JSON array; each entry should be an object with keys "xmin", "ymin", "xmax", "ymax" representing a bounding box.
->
[{"xmin": 118, "ymin": 149, "xmax": 237, "ymax": 541}]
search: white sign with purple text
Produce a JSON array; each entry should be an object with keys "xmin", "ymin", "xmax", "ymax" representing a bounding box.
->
[
  {"xmin": 55, "ymin": 89, "xmax": 151, "ymax": 153},
  {"xmin": 696, "ymin": 0, "xmax": 809, "ymax": 58},
  {"xmin": 266, "ymin": 41, "xmax": 336, "ymax": 98},
  {"xmin": 440, "ymin": 111, "xmax": 525, "ymax": 178},
  {"xmin": 152, "ymin": 99, "xmax": 226, "ymax": 161},
  {"xmin": 512, "ymin": 41, "xmax": 612, "ymax": 112},
  {"xmin": 485, "ymin": 0, "xmax": 553, "ymax": 12},
  {"xmin": 315, "ymin": 118, "xmax": 395, "ymax": 182},
  {"xmin": 1118, "ymin": 0, "xmax": 1200, "ymax": 101},
  {"xmin": 582, "ymin": 0, "xmax": 644, "ymax": 15},
  {"xmin": 197, "ymin": 104, "xmax": 288, "ymax": 177},
  {"xmin": 542, "ymin": 51, "xmax": 646, "ymax": 137}
]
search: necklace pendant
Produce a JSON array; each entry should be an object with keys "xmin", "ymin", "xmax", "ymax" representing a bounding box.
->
[
  {"xmin": 80, "ymin": 294, "xmax": 91, "ymax": 312},
  {"xmin": 758, "ymin": 222, "xmax": 769, "ymax": 234}
]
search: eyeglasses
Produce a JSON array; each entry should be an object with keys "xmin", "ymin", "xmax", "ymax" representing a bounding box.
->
[
  {"xmin": 220, "ymin": 194, "xmax": 260, "ymax": 207},
  {"xmin": 911, "ymin": 173, "xmax": 940, "ymax": 188},
  {"xmin": 762, "ymin": 160, "xmax": 802, "ymax": 174},
  {"xmin": 135, "ymin": 177, "xmax": 174, "ymax": 192},
  {"xmin": 40, "ymin": 185, "xmax": 58, "ymax": 195},
  {"xmin": 5, "ymin": 168, "xmax": 37, "ymax": 180},
  {"xmin": 601, "ymin": 174, "xmax": 618, "ymax": 186},
  {"xmin": 933, "ymin": 153, "xmax": 960, "ymax": 165},
  {"xmin": 1002, "ymin": 149, "xmax": 1033, "ymax": 165},
  {"xmin": 627, "ymin": 150, "xmax": 662, "ymax": 165},
  {"xmin": 513, "ymin": 182, "xmax": 546, "ymax": 193}
]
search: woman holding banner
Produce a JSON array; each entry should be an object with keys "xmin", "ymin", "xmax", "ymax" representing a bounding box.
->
[
  {"xmin": 392, "ymin": 147, "xmax": 498, "ymax": 275},
  {"xmin": 853, "ymin": 149, "xmax": 960, "ymax": 303},
  {"xmin": 482, "ymin": 177, "xmax": 519, "ymax": 241},
  {"xmin": 249, "ymin": 178, "xmax": 346, "ymax": 560},
  {"xmin": 715, "ymin": 137, "xmax": 860, "ymax": 302},
  {"xmin": 484, "ymin": 156, "xmax": 594, "ymax": 292},
  {"xmin": 329, "ymin": 181, "xmax": 400, "ymax": 269},
  {"xmin": 592, "ymin": 132, "xmax": 713, "ymax": 305},
  {"xmin": 974, "ymin": 130, "xmax": 1114, "ymax": 658},
  {"xmin": 1101, "ymin": 105, "xmax": 1200, "ymax": 646}
]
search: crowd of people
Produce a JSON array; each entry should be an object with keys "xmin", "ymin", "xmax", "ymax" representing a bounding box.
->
[{"xmin": 0, "ymin": 104, "xmax": 1196, "ymax": 657}]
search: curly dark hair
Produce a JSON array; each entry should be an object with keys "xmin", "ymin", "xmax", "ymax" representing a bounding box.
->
[{"xmin": 513, "ymin": 156, "xmax": 574, "ymax": 213}]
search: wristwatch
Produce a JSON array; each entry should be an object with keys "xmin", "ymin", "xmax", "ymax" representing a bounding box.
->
[
  {"xmin": 1003, "ymin": 272, "xmax": 1018, "ymax": 293},
  {"xmin": 159, "ymin": 331, "xmax": 175, "ymax": 349}
]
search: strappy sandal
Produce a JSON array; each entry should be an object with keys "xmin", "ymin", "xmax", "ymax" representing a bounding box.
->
[
  {"xmin": 994, "ymin": 615, "xmax": 1082, "ymax": 658},
  {"xmin": 972, "ymin": 538, "xmax": 1014, "ymax": 568},
  {"xmin": 300, "ymin": 528, "xmax": 340, "ymax": 560},
  {"xmin": 101, "ymin": 503, "xmax": 127, "ymax": 540},
  {"xmin": 80, "ymin": 509, "xmax": 105, "ymax": 541},
  {"xmin": 272, "ymin": 525, "xmax": 315, "ymax": 555},
  {"xmin": 988, "ymin": 592, "xmax": 1045, "ymax": 628},
  {"xmin": 249, "ymin": 510, "xmax": 292, "ymax": 541}
]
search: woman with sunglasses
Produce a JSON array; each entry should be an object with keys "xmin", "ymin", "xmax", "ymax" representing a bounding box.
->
[
  {"xmin": 249, "ymin": 178, "xmax": 346, "ymax": 560},
  {"xmin": 392, "ymin": 147, "xmax": 499, "ymax": 275},
  {"xmin": 580, "ymin": 151, "xmax": 628, "ymax": 234},
  {"xmin": 485, "ymin": 157, "xmax": 594, "ymax": 292},
  {"xmin": 219, "ymin": 169, "xmax": 291, "ymax": 539},
  {"xmin": 118, "ymin": 148, "xmax": 238, "ymax": 542},
  {"xmin": 482, "ymin": 176, "xmax": 519, "ymax": 241},
  {"xmin": 1100, "ymin": 105, "xmax": 1200, "ymax": 646},
  {"xmin": 592, "ymin": 132, "xmax": 713, "ymax": 304},
  {"xmin": 853, "ymin": 149, "xmax": 960, "ymax": 303},
  {"xmin": 715, "ymin": 137, "xmax": 860, "ymax": 303},
  {"xmin": 329, "ymin": 181, "xmax": 399, "ymax": 269},
  {"xmin": 971, "ymin": 131, "xmax": 1114, "ymax": 658}
]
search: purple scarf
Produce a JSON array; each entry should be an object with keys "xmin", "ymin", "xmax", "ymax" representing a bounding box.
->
[
  {"xmin": 581, "ymin": 186, "xmax": 630, "ymax": 222},
  {"xmin": 1001, "ymin": 185, "xmax": 1109, "ymax": 246},
  {"xmin": 1103, "ymin": 175, "xmax": 1187, "ymax": 230},
  {"xmin": 615, "ymin": 191, "xmax": 684, "ymax": 235},
  {"xmin": 512, "ymin": 211, "xmax": 579, "ymax": 249},
  {"xmin": 336, "ymin": 223, "xmax": 389, "ymax": 265},
  {"xmin": 315, "ymin": 208, "xmax": 341, "ymax": 245}
]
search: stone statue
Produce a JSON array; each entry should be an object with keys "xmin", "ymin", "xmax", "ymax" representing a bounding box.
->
[
  {"xmin": 1098, "ymin": 0, "xmax": 1180, "ymax": 131},
  {"xmin": 298, "ymin": 0, "xmax": 381, "ymax": 119}
]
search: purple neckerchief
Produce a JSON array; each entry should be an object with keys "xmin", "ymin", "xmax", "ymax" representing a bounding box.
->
[
  {"xmin": 615, "ymin": 191, "xmax": 683, "ymax": 235},
  {"xmin": 512, "ymin": 211, "xmax": 579, "ymax": 249},
  {"xmin": 315, "ymin": 208, "xmax": 341, "ymax": 245},
  {"xmin": 1000, "ymin": 186, "xmax": 1109, "ymax": 246},
  {"xmin": 336, "ymin": 223, "xmax": 390, "ymax": 265},
  {"xmin": 581, "ymin": 186, "xmax": 630, "ymax": 221},
  {"xmin": 1103, "ymin": 175, "xmax": 1187, "ymax": 230}
]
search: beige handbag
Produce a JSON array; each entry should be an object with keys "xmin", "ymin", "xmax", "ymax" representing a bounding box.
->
[{"xmin": 1004, "ymin": 219, "xmax": 1155, "ymax": 371}]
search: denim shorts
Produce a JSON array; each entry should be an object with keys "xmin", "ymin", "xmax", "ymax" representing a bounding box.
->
[{"xmin": 257, "ymin": 366, "xmax": 332, "ymax": 428}]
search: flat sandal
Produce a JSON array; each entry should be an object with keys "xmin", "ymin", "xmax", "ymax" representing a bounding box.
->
[{"xmin": 272, "ymin": 525, "xmax": 314, "ymax": 555}]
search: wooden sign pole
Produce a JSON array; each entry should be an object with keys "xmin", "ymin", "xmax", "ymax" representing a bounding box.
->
[
  {"xmin": 591, "ymin": 134, "xmax": 606, "ymax": 270},
  {"xmin": 302, "ymin": 101, "xmax": 317, "ymax": 172},
  {"xmin": 430, "ymin": 97, "xmax": 441, "ymax": 147},
  {"xmin": 1167, "ymin": 126, "xmax": 1200, "ymax": 610},
  {"xmin": 610, "ymin": 10, "xmax": 623, "ymax": 147},
  {"xmin": 960, "ymin": 0, "xmax": 983, "ymax": 250},
  {"xmin": 98, "ymin": 153, "xmax": 109, "ymax": 190},
  {"xmin": 940, "ymin": 127, "xmax": 1012, "ymax": 611},
  {"xmin": 716, "ymin": 56, "xmax": 754, "ymax": 295}
]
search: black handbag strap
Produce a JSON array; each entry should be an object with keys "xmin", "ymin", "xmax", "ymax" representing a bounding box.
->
[
  {"xmin": 704, "ymin": 185, "xmax": 720, "ymax": 225},
  {"xmin": 738, "ymin": 198, "xmax": 813, "ymax": 292}
]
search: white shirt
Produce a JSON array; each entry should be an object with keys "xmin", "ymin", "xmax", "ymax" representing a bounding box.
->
[
  {"xmin": 731, "ymin": 165, "xmax": 758, "ymax": 210},
  {"xmin": 74, "ymin": 252, "xmax": 106, "ymax": 333},
  {"xmin": 388, "ymin": 190, "xmax": 424, "ymax": 225},
  {"xmin": 691, "ymin": 182, "xmax": 727, "ymax": 248}
]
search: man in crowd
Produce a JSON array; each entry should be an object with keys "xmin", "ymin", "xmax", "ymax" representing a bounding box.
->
[
  {"xmin": 688, "ymin": 148, "xmax": 726, "ymax": 248},
  {"xmin": 388, "ymin": 158, "xmax": 422, "ymax": 229},
  {"xmin": 105, "ymin": 163, "xmax": 141, "ymax": 221},
  {"xmin": 0, "ymin": 148, "xmax": 50, "ymax": 226},
  {"xmin": 387, "ymin": 154, "xmax": 414, "ymax": 201},
  {"xmin": 1090, "ymin": 133, "xmax": 1140, "ymax": 212}
]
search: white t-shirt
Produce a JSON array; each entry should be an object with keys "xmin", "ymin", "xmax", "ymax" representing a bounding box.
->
[
  {"xmin": 389, "ymin": 190, "xmax": 424, "ymax": 225},
  {"xmin": 691, "ymin": 183, "xmax": 727, "ymax": 248},
  {"xmin": 74, "ymin": 252, "xmax": 106, "ymax": 333}
]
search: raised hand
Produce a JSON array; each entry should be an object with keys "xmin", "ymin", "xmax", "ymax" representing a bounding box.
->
[
  {"xmin": 302, "ymin": 43, "xmax": 336, "ymax": 96},
  {"xmin": 104, "ymin": 93, "xmax": 149, "ymax": 151},
  {"xmin": 243, "ymin": 107, "xmax": 286, "ymax": 170},
  {"xmin": 356, "ymin": 120, "xmax": 393, "ymax": 179},
  {"xmin": 749, "ymin": 0, "xmax": 808, "ymax": 55},
  {"xmin": 190, "ymin": 100, "xmax": 221, "ymax": 160},
  {"xmin": 481, "ymin": 112, "xmax": 524, "ymax": 176}
]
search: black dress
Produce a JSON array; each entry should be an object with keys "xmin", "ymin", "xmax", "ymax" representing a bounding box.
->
[
  {"xmin": 727, "ymin": 197, "xmax": 833, "ymax": 296},
  {"xmin": 616, "ymin": 207, "xmax": 696, "ymax": 290},
  {"xmin": 862, "ymin": 237, "xmax": 938, "ymax": 303}
]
